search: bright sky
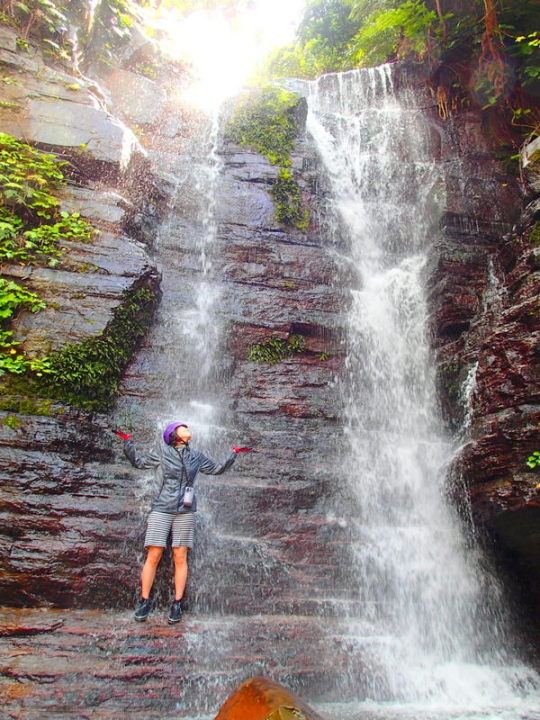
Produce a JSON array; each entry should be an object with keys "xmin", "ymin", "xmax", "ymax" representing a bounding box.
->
[{"xmin": 151, "ymin": 0, "xmax": 306, "ymax": 108}]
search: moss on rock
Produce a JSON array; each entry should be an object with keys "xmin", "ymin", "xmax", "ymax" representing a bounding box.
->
[
  {"xmin": 0, "ymin": 281, "xmax": 159, "ymax": 412},
  {"xmin": 226, "ymin": 86, "xmax": 309, "ymax": 230}
]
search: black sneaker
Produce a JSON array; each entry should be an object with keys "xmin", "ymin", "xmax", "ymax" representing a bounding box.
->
[
  {"xmin": 134, "ymin": 597, "xmax": 152, "ymax": 622},
  {"xmin": 168, "ymin": 600, "xmax": 183, "ymax": 624}
]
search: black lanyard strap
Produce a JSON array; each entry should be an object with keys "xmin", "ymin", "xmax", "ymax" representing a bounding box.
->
[{"xmin": 176, "ymin": 448, "xmax": 192, "ymax": 488}]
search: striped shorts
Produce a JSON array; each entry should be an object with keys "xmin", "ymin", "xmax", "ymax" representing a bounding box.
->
[{"xmin": 144, "ymin": 511, "xmax": 195, "ymax": 548}]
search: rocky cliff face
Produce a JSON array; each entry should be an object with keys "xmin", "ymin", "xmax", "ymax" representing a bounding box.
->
[
  {"xmin": 426, "ymin": 107, "xmax": 540, "ymax": 613},
  {"xmin": 0, "ymin": 22, "xmax": 351, "ymax": 616},
  {"xmin": 0, "ymin": 24, "xmax": 539, "ymax": 715},
  {"xmin": 0, "ymin": 24, "xmax": 361, "ymax": 716},
  {"xmin": 0, "ymin": 25, "xmax": 164, "ymax": 607}
]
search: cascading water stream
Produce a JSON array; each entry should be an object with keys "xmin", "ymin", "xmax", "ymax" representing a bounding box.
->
[
  {"xmin": 155, "ymin": 111, "xmax": 224, "ymax": 403},
  {"xmin": 176, "ymin": 112, "xmax": 223, "ymax": 386},
  {"xmin": 113, "ymin": 107, "xmax": 235, "ymax": 608},
  {"xmin": 306, "ymin": 66, "xmax": 540, "ymax": 718}
]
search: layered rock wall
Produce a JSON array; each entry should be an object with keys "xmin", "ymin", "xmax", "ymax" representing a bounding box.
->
[
  {"xmin": 0, "ymin": 35, "xmax": 539, "ymax": 718},
  {"xmin": 0, "ymin": 29, "xmax": 538, "ymax": 625},
  {"xmin": 0, "ymin": 22, "xmax": 352, "ymax": 616},
  {"xmin": 426, "ymin": 104, "xmax": 540, "ymax": 611},
  {"xmin": 0, "ymin": 26, "xmax": 164, "ymax": 606}
]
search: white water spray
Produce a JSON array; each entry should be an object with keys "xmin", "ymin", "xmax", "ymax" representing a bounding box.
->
[
  {"xmin": 307, "ymin": 66, "xmax": 539, "ymax": 716},
  {"xmin": 176, "ymin": 112, "xmax": 223, "ymax": 385}
]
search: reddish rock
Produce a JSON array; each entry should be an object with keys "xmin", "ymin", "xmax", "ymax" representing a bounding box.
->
[
  {"xmin": 214, "ymin": 676, "xmax": 323, "ymax": 720},
  {"xmin": 427, "ymin": 104, "xmax": 540, "ymax": 610}
]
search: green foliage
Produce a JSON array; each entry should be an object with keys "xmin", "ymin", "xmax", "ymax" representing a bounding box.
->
[
  {"xmin": 262, "ymin": 0, "xmax": 433, "ymax": 79},
  {"xmin": 528, "ymin": 221, "xmax": 540, "ymax": 246},
  {"xmin": 226, "ymin": 86, "xmax": 300, "ymax": 167},
  {"xmin": 0, "ymin": 279, "xmax": 47, "ymax": 376},
  {"xmin": 260, "ymin": 0, "xmax": 540, "ymax": 151},
  {"xmin": 0, "ymin": 132, "xmax": 64, "ymax": 211},
  {"xmin": 0, "ymin": 100, "xmax": 21, "ymax": 110},
  {"xmin": 0, "ymin": 279, "xmax": 45, "ymax": 319},
  {"xmin": 248, "ymin": 334, "xmax": 305, "ymax": 364},
  {"xmin": 83, "ymin": 0, "xmax": 144, "ymax": 62},
  {"xmin": 8, "ymin": 0, "xmax": 69, "ymax": 38},
  {"xmin": 444, "ymin": 1, "xmax": 540, "ymax": 130},
  {"xmin": 0, "ymin": 394, "xmax": 53, "ymax": 415},
  {"xmin": 271, "ymin": 168, "xmax": 309, "ymax": 229},
  {"xmin": 296, "ymin": 0, "xmax": 359, "ymax": 75},
  {"xmin": 350, "ymin": 0, "xmax": 436, "ymax": 66},
  {"xmin": 0, "ymin": 132, "xmax": 99, "ymax": 379},
  {"xmin": 226, "ymin": 87, "xmax": 309, "ymax": 229},
  {"xmin": 263, "ymin": 0, "xmax": 359, "ymax": 79},
  {"xmin": 39, "ymin": 286, "xmax": 158, "ymax": 410},
  {"xmin": 0, "ymin": 133, "xmax": 97, "ymax": 265},
  {"xmin": 0, "ymin": 284, "xmax": 156, "ymax": 408},
  {"xmin": 3, "ymin": 414, "xmax": 22, "ymax": 429},
  {"xmin": 0, "ymin": 0, "xmax": 145, "ymax": 65},
  {"xmin": 493, "ymin": 145, "xmax": 520, "ymax": 176},
  {"xmin": 526, "ymin": 451, "xmax": 540, "ymax": 470}
]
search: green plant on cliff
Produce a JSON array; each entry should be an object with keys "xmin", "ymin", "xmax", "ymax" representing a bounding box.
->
[
  {"xmin": 0, "ymin": 0, "xmax": 146, "ymax": 65},
  {"xmin": 529, "ymin": 221, "xmax": 540, "ymax": 245},
  {"xmin": 262, "ymin": 0, "xmax": 436, "ymax": 79},
  {"xmin": 248, "ymin": 334, "xmax": 305, "ymax": 364},
  {"xmin": 0, "ymin": 132, "xmax": 99, "ymax": 378},
  {"xmin": 526, "ymin": 451, "xmax": 540, "ymax": 470},
  {"xmin": 225, "ymin": 86, "xmax": 300, "ymax": 166},
  {"xmin": 0, "ymin": 279, "xmax": 47, "ymax": 376},
  {"xmin": 262, "ymin": 0, "xmax": 540, "ymax": 143},
  {"xmin": 1, "ymin": 0, "xmax": 68, "ymax": 39},
  {"xmin": 0, "ymin": 278, "xmax": 46, "ymax": 320},
  {"xmin": 3, "ymin": 414, "xmax": 22, "ymax": 429},
  {"xmin": 263, "ymin": 0, "xmax": 359, "ymax": 78},
  {"xmin": 226, "ymin": 86, "xmax": 309, "ymax": 230},
  {"xmin": 38, "ymin": 286, "xmax": 158, "ymax": 410},
  {"xmin": 348, "ymin": 0, "xmax": 436, "ymax": 66},
  {"xmin": 0, "ymin": 133, "xmax": 97, "ymax": 265},
  {"xmin": 0, "ymin": 394, "xmax": 53, "ymax": 415},
  {"xmin": 271, "ymin": 169, "xmax": 309, "ymax": 230}
]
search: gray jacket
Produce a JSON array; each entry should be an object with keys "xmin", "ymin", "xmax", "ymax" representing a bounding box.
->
[{"xmin": 124, "ymin": 438, "xmax": 236, "ymax": 514}]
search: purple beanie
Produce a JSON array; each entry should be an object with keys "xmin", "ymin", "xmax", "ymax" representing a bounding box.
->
[{"xmin": 163, "ymin": 422, "xmax": 187, "ymax": 445}]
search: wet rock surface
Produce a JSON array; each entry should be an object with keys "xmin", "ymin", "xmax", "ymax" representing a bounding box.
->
[
  {"xmin": 0, "ymin": 28, "xmax": 163, "ymax": 606},
  {"xmin": 0, "ymin": 607, "xmax": 367, "ymax": 719},
  {"xmin": 1, "ymin": 18, "xmax": 350, "ymax": 633},
  {"xmin": 111, "ymin": 109, "xmax": 351, "ymax": 620},
  {"xmin": 0, "ymin": 409, "xmax": 142, "ymax": 608},
  {"xmin": 427, "ymin": 115, "xmax": 540, "ymax": 611},
  {"xmin": 214, "ymin": 675, "xmax": 323, "ymax": 720},
  {"xmin": 0, "ymin": 28, "xmax": 144, "ymax": 170},
  {"xmin": 0, "ymin": 31, "xmax": 539, "ymax": 717},
  {"xmin": 0, "ymin": 25, "xmax": 163, "ymax": 359}
]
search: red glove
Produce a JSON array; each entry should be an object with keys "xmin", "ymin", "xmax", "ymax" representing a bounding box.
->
[
  {"xmin": 232, "ymin": 446, "xmax": 252, "ymax": 453},
  {"xmin": 114, "ymin": 430, "xmax": 132, "ymax": 440}
]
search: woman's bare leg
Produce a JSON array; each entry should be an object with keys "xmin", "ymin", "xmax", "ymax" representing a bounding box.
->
[{"xmin": 141, "ymin": 546, "xmax": 164, "ymax": 598}]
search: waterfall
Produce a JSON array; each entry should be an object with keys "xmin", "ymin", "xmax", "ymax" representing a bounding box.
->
[
  {"xmin": 166, "ymin": 112, "xmax": 224, "ymax": 388},
  {"xmin": 306, "ymin": 67, "xmax": 540, "ymax": 717},
  {"xmin": 113, "ymin": 108, "xmax": 234, "ymax": 606}
]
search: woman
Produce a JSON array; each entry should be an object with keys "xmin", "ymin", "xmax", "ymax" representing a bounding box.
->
[{"xmin": 115, "ymin": 422, "xmax": 250, "ymax": 623}]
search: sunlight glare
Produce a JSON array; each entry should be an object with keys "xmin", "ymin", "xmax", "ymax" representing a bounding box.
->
[{"xmin": 153, "ymin": 0, "xmax": 306, "ymax": 110}]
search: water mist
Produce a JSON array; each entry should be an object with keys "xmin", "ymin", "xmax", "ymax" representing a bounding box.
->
[{"xmin": 306, "ymin": 66, "xmax": 540, "ymax": 718}]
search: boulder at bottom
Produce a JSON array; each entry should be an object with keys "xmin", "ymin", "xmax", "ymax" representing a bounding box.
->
[{"xmin": 214, "ymin": 677, "xmax": 323, "ymax": 720}]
